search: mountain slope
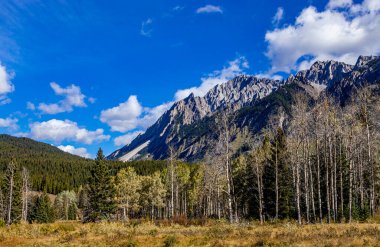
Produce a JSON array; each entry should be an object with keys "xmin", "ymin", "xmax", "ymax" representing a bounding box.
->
[
  {"xmin": 0, "ymin": 134, "xmax": 94, "ymax": 194},
  {"xmin": 108, "ymin": 55, "xmax": 380, "ymax": 162},
  {"xmin": 0, "ymin": 134, "xmax": 84, "ymax": 159}
]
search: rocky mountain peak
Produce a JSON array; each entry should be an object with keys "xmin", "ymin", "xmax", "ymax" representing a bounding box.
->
[
  {"xmin": 108, "ymin": 55, "xmax": 380, "ymax": 162},
  {"xmin": 294, "ymin": 60, "xmax": 353, "ymax": 87},
  {"xmin": 355, "ymin": 55, "xmax": 378, "ymax": 68}
]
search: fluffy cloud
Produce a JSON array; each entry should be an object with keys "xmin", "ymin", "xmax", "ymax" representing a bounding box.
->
[
  {"xmin": 0, "ymin": 117, "xmax": 18, "ymax": 130},
  {"xmin": 140, "ymin": 18, "xmax": 153, "ymax": 37},
  {"xmin": 196, "ymin": 5, "xmax": 223, "ymax": 14},
  {"xmin": 265, "ymin": 0, "xmax": 380, "ymax": 73},
  {"xmin": 327, "ymin": 0, "xmax": 353, "ymax": 9},
  {"xmin": 30, "ymin": 119, "xmax": 110, "ymax": 144},
  {"xmin": 100, "ymin": 95, "xmax": 172, "ymax": 132},
  {"xmin": 36, "ymin": 82, "xmax": 87, "ymax": 114},
  {"xmin": 100, "ymin": 96, "xmax": 142, "ymax": 132},
  {"xmin": 0, "ymin": 63, "xmax": 14, "ymax": 105},
  {"xmin": 114, "ymin": 131, "xmax": 144, "ymax": 146},
  {"xmin": 175, "ymin": 57, "xmax": 249, "ymax": 100},
  {"xmin": 58, "ymin": 145, "xmax": 91, "ymax": 158}
]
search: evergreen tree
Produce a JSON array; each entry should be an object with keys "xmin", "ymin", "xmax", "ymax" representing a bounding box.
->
[
  {"xmin": 29, "ymin": 193, "xmax": 55, "ymax": 223},
  {"xmin": 272, "ymin": 128, "xmax": 294, "ymax": 219},
  {"xmin": 262, "ymin": 129, "xmax": 294, "ymax": 220},
  {"xmin": 262, "ymin": 134, "xmax": 276, "ymax": 219},
  {"xmin": 68, "ymin": 203, "xmax": 77, "ymax": 220},
  {"xmin": 84, "ymin": 148, "xmax": 116, "ymax": 222}
]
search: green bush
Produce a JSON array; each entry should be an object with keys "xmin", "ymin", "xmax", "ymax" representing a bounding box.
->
[{"xmin": 163, "ymin": 235, "xmax": 179, "ymax": 247}]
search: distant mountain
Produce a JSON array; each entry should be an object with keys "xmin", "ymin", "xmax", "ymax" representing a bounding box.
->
[
  {"xmin": 0, "ymin": 134, "xmax": 94, "ymax": 194},
  {"xmin": 108, "ymin": 55, "xmax": 380, "ymax": 162}
]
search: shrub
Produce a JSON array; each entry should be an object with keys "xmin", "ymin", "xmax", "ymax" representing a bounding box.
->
[
  {"xmin": 120, "ymin": 240, "xmax": 137, "ymax": 247},
  {"xmin": 56, "ymin": 223, "xmax": 76, "ymax": 233},
  {"xmin": 149, "ymin": 229, "xmax": 158, "ymax": 236},
  {"xmin": 163, "ymin": 235, "xmax": 179, "ymax": 247}
]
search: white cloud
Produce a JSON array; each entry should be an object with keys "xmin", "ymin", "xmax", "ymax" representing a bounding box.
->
[
  {"xmin": 175, "ymin": 57, "xmax": 249, "ymax": 100},
  {"xmin": 114, "ymin": 131, "xmax": 144, "ymax": 146},
  {"xmin": 196, "ymin": 5, "xmax": 223, "ymax": 14},
  {"xmin": 36, "ymin": 82, "xmax": 88, "ymax": 114},
  {"xmin": 272, "ymin": 7, "xmax": 284, "ymax": 26},
  {"xmin": 30, "ymin": 119, "xmax": 110, "ymax": 144},
  {"xmin": 100, "ymin": 95, "xmax": 142, "ymax": 132},
  {"xmin": 0, "ymin": 117, "xmax": 18, "ymax": 130},
  {"xmin": 0, "ymin": 63, "xmax": 14, "ymax": 105},
  {"xmin": 265, "ymin": 0, "xmax": 380, "ymax": 73},
  {"xmin": 58, "ymin": 145, "xmax": 91, "ymax": 158},
  {"xmin": 327, "ymin": 0, "xmax": 352, "ymax": 9},
  {"xmin": 140, "ymin": 18, "xmax": 153, "ymax": 37},
  {"xmin": 26, "ymin": 101, "xmax": 35, "ymax": 110},
  {"xmin": 100, "ymin": 95, "xmax": 172, "ymax": 132},
  {"xmin": 173, "ymin": 5, "xmax": 184, "ymax": 11}
]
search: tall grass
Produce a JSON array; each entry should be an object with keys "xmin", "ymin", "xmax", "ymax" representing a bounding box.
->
[{"xmin": 1, "ymin": 220, "xmax": 380, "ymax": 246}]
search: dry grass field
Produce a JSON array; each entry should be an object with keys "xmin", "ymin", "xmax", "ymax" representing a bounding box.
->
[{"xmin": 1, "ymin": 220, "xmax": 380, "ymax": 246}]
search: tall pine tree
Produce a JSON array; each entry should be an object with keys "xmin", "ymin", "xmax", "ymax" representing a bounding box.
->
[
  {"xmin": 272, "ymin": 128, "xmax": 294, "ymax": 219},
  {"xmin": 263, "ymin": 128, "xmax": 294, "ymax": 220},
  {"xmin": 84, "ymin": 148, "xmax": 116, "ymax": 222},
  {"xmin": 29, "ymin": 193, "xmax": 55, "ymax": 223}
]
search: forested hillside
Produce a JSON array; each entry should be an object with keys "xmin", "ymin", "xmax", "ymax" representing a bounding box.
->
[
  {"xmin": 0, "ymin": 135, "xmax": 94, "ymax": 194},
  {"xmin": 0, "ymin": 135, "xmax": 170, "ymax": 194}
]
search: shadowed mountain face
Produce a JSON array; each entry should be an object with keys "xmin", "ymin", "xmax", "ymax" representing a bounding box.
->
[{"xmin": 108, "ymin": 56, "xmax": 380, "ymax": 162}]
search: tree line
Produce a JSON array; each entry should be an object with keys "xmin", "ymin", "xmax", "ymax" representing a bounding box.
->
[{"xmin": 1, "ymin": 86, "xmax": 380, "ymax": 225}]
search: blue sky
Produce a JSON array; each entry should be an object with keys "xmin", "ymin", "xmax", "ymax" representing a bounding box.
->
[{"xmin": 0, "ymin": 0, "xmax": 379, "ymax": 158}]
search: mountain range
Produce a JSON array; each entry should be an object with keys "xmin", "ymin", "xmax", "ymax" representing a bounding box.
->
[{"xmin": 108, "ymin": 55, "xmax": 380, "ymax": 162}]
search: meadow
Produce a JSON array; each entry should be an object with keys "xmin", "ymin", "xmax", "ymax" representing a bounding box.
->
[{"xmin": 1, "ymin": 220, "xmax": 380, "ymax": 246}]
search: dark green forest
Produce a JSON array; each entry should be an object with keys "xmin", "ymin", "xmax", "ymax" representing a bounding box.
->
[{"xmin": 0, "ymin": 135, "xmax": 169, "ymax": 194}]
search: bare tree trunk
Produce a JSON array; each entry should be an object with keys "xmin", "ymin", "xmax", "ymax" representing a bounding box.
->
[
  {"xmin": 21, "ymin": 167, "xmax": 29, "ymax": 222},
  {"xmin": 255, "ymin": 156, "xmax": 264, "ymax": 224},
  {"xmin": 349, "ymin": 133, "xmax": 353, "ymax": 223},
  {"xmin": 339, "ymin": 139, "xmax": 344, "ymax": 221},
  {"xmin": 325, "ymin": 133, "xmax": 331, "ymax": 224},
  {"xmin": 329, "ymin": 136, "xmax": 336, "ymax": 222},
  {"xmin": 366, "ymin": 119, "xmax": 374, "ymax": 216},
  {"xmin": 308, "ymin": 139, "xmax": 316, "ymax": 222},
  {"xmin": 6, "ymin": 162, "xmax": 15, "ymax": 225},
  {"xmin": 303, "ymin": 141, "xmax": 310, "ymax": 224},
  {"xmin": 217, "ymin": 182, "xmax": 221, "ymax": 220},
  {"xmin": 222, "ymin": 113, "xmax": 234, "ymax": 224},
  {"xmin": 275, "ymin": 140, "xmax": 279, "ymax": 220},
  {"xmin": 296, "ymin": 148, "xmax": 302, "ymax": 224},
  {"xmin": 168, "ymin": 146, "xmax": 176, "ymax": 219},
  {"xmin": 226, "ymin": 152, "xmax": 233, "ymax": 223},
  {"xmin": 316, "ymin": 138, "xmax": 323, "ymax": 223}
]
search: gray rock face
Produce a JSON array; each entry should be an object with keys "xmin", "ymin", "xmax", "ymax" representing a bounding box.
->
[
  {"xmin": 108, "ymin": 55, "xmax": 380, "ymax": 162},
  {"xmin": 292, "ymin": 61, "xmax": 353, "ymax": 87}
]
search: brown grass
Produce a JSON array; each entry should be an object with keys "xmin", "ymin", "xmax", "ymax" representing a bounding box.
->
[{"xmin": 1, "ymin": 220, "xmax": 380, "ymax": 246}]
